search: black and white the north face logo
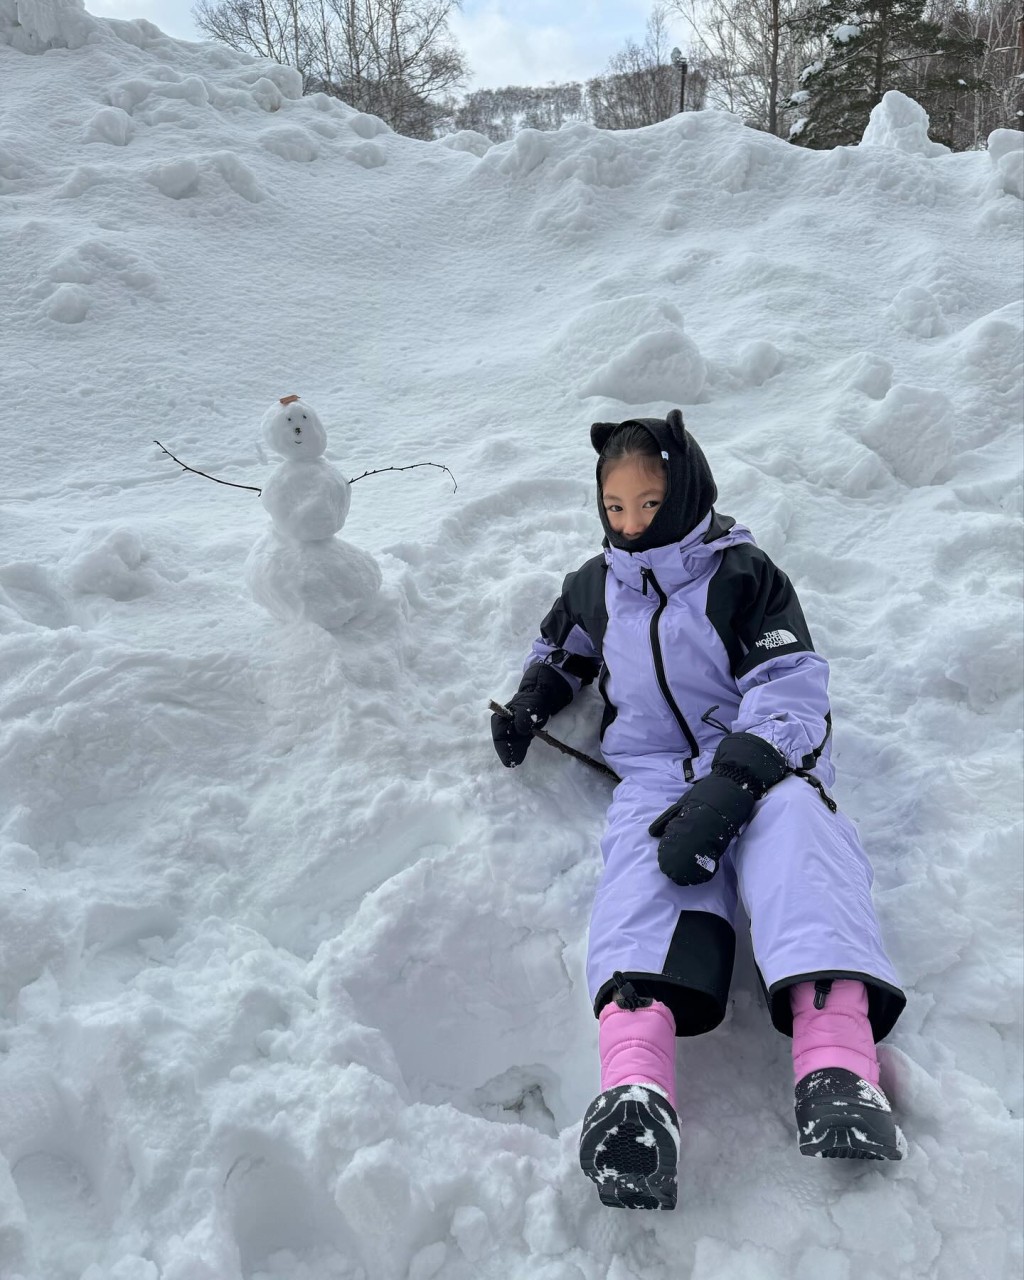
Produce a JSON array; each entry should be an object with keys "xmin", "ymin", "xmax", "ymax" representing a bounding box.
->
[{"xmin": 755, "ymin": 629, "xmax": 798, "ymax": 650}]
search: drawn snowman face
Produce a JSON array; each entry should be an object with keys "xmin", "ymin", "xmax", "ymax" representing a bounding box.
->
[{"xmin": 262, "ymin": 400, "xmax": 328, "ymax": 459}]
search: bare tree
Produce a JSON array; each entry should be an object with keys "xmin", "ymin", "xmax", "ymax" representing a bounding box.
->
[
  {"xmin": 454, "ymin": 83, "xmax": 587, "ymax": 141},
  {"xmin": 671, "ymin": 0, "xmax": 819, "ymax": 135},
  {"xmin": 193, "ymin": 0, "xmax": 468, "ymax": 137},
  {"xmin": 588, "ymin": 4, "xmax": 706, "ymax": 129},
  {"xmin": 193, "ymin": 0, "xmax": 308, "ymax": 67},
  {"xmin": 914, "ymin": 0, "xmax": 1024, "ymax": 143}
]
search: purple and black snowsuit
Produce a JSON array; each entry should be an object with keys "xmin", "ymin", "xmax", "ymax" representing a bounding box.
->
[{"xmin": 520, "ymin": 417, "xmax": 905, "ymax": 1043}]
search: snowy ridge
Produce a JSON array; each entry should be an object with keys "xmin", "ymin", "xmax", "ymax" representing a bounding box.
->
[{"xmin": 1, "ymin": 2, "xmax": 1023, "ymax": 1276}]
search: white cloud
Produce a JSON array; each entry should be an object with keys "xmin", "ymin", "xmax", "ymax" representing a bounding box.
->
[
  {"xmin": 451, "ymin": 0, "xmax": 677, "ymax": 91},
  {"xmin": 449, "ymin": 7, "xmax": 581, "ymax": 89}
]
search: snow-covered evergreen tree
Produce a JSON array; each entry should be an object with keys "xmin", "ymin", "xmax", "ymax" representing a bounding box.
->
[{"xmin": 788, "ymin": 0, "xmax": 987, "ymax": 147}]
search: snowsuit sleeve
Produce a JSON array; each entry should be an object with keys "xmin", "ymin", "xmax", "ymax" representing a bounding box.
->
[
  {"xmin": 709, "ymin": 547, "xmax": 831, "ymax": 771},
  {"xmin": 522, "ymin": 556, "xmax": 605, "ymax": 697}
]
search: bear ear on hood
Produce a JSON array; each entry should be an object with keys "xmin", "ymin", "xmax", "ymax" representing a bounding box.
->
[
  {"xmin": 590, "ymin": 422, "xmax": 620, "ymax": 455},
  {"xmin": 665, "ymin": 408, "xmax": 687, "ymax": 446}
]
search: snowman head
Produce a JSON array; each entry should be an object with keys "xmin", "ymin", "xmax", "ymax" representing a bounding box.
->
[{"xmin": 262, "ymin": 395, "xmax": 328, "ymax": 459}]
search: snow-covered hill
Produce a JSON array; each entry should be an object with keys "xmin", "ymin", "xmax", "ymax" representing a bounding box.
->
[{"xmin": 1, "ymin": 2, "xmax": 1022, "ymax": 1277}]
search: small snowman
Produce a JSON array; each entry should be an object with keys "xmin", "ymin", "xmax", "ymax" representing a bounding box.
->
[{"xmin": 245, "ymin": 395, "xmax": 382, "ymax": 630}]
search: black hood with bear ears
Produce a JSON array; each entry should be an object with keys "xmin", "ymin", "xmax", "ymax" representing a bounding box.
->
[{"xmin": 591, "ymin": 409, "xmax": 718, "ymax": 553}]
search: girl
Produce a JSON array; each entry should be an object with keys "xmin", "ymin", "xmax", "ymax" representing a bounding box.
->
[{"xmin": 491, "ymin": 411, "xmax": 906, "ymax": 1212}]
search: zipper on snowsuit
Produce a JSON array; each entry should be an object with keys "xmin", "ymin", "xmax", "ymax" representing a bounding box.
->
[
  {"xmin": 813, "ymin": 979, "xmax": 833, "ymax": 1009},
  {"xmin": 640, "ymin": 566, "xmax": 699, "ymax": 783}
]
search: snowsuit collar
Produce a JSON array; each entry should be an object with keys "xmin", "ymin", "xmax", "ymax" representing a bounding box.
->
[{"xmin": 603, "ymin": 511, "xmax": 752, "ymax": 594}]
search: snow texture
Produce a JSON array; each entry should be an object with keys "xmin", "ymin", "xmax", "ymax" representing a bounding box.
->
[{"xmin": 0, "ymin": 1, "xmax": 1022, "ymax": 1277}]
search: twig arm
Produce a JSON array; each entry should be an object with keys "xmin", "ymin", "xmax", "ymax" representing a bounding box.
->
[
  {"xmin": 349, "ymin": 462, "xmax": 457, "ymax": 492},
  {"xmin": 154, "ymin": 440, "xmax": 263, "ymax": 494},
  {"xmin": 488, "ymin": 700, "xmax": 620, "ymax": 782}
]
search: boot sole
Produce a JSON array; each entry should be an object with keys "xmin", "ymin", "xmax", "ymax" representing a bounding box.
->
[
  {"xmin": 579, "ymin": 1086, "xmax": 679, "ymax": 1210},
  {"xmin": 796, "ymin": 1102, "xmax": 906, "ymax": 1161}
]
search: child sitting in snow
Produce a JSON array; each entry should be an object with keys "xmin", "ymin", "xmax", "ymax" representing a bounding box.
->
[{"xmin": 491, "ymin": 411, "xmax": 906, "ymax": 1211}]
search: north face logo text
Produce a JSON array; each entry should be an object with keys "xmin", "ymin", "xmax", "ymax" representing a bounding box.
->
[{"xmin": 755, "ymin": 629, "xmax": 798, "ymax": 650}]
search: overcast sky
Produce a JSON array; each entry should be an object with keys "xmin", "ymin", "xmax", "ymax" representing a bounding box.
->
[{"xmin": 86, "ymin": 0, "xmax": 691, "ymax": 90}]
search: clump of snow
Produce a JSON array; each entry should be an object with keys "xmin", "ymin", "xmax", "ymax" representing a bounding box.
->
[
  {"xmin": 83, "ymin": 106, "xmax": 134, "ymax": 146},
  {"xmin": 348, "ymin": 112, "xmax": 390, "ymax": 139},
  {"xmin": 888, "ymin": 284, "xmax": 948, "ymax": 338},
  {"xmin": 989, "ymin": 132, "xmax": 1024, "ymax": 198},
  {"xmin": 860, "ymin": 384, "xmax": 955, "ymax": 485},
  {"xmin": 145, "ymin": 157, "xmax": 200, "ymax": 199},
  {"xmin": 833, "ymin": 351, "xmax": 894, "ymax": 399},
  {"xmin": 61, "ymin": 526, "xmax": 163, "ymax": 600},
  {"xmin": 259, "ymin": 126, "xmax": 320, "ymax": 163},
  {"xmin": 345, "ymin": 141, "xmax": 387, "ymax": 169},
  {"xmin": 737, "ymin": 339, "xmax": 783, "ymax": 386},
  {"xmin": 988, "ymin": 128, "xmax": 1023, "ymax": 163},
  {"xmin": 554, "ymin": 294, "xmax": 707, "ymax": 404},
  {"xmin": 861, "ymin": 90, "xmax": 949, "ymax": 156},
  {"xmin": 437, "ymin": 130, "xmax": 492, "ymax": 157}
]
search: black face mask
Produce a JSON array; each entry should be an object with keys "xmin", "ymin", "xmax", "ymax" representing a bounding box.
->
[{"xmin": 591, "ymin": 409, "xmax": 718, "ymax": 553}]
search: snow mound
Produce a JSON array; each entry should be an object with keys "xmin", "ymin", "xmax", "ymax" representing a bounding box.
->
[
  {"xmin": 988, "ymin": 130, "xmax": 1024, "ymax": 199},
  {"xmin": 861, "ymin": 90, "xmax": 949, "ymax": 157},
  {"xmin": 736, "ymin": 338, "xmax": 784, "ymax": 386},
  {"xmin": 988, "ymin": 128, "xmax": 1024, "ymax": 163},
  {"xmin": 553, "ymin": 294, "xmax": 707, "ymax": 404},
  {"xmin": 348, "ymin": 112, "xmax": 390, "ymax": 139},
  {"xmin": 437, "ymin": 130, "xmax": 492, "ymax": 157},
  {"xmin": 947, "ymin": 302, "xmax": 1024, "ymax": 392},
  {"xmin": 345, "ymin": 141, "xmax": 387, "ymax": 169},
  {"xmin": 833, "ymin": 351, "xmax": 894, "ymax": 399},
  {"xmin": 860, "ymin": 384, "xmax": 955, "ymax": 485},
  {"xmin": 61, "ymin": 525, "xmax": 165, "ymax": 599},
  {"xmin": 888, "ymin": 284, "xmax": 948, "ymax": 338},
  {"xmin": 259, "ymin": 126, "xmax": 320, "ymax": 164},
  {"xmin": 83, "ymin": 106, "xmax": 134, "ymax": 146}
]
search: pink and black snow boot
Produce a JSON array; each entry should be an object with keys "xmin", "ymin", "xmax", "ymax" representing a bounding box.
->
[
  {"xmin": 579, "ymin": 977, "xmax": 680, "ymax": 1210},
  {"xmin": 791, "ymin": 979, "xmax": 906, "ymax": 1161}
]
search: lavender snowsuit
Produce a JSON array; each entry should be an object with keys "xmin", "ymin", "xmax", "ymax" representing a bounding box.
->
[{"xmin": 524, "ymin": 510, "xmax": 905, "ymax": 1041}]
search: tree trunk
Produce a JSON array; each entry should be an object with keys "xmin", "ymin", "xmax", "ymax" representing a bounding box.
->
[
  {"xmin": 768, "ymin": 0, "xmax": 780, "ymax": 133},
  {"xmin": 874, "ymin": 0, "xmax": 890, "ymax": 103}
]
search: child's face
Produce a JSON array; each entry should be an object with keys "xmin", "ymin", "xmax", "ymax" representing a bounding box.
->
[{"xmin": 601, "ymin": 456, "xmax": 667, "ymax": 542}]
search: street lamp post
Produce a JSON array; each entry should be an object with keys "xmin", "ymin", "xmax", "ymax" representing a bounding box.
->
[{"xmin": 671, "ymin": 47, "xmax": 688, "ymax": 113}]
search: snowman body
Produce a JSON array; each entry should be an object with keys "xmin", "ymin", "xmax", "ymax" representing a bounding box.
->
[
  {"xmin": 245, "ymin": 397, "xmax": 381, "ymax": 630},
  {"xmin": 261, "ymin": 458, "xmax": 350, "ymax": 542}
]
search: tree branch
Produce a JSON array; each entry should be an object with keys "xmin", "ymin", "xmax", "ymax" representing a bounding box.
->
[
  {"xmin": 153, "ymin": 440, "xmax": 263, "ymax": 494},
  {"xmin": 488, "ymin": 700, "xmax": 621, "ymax": 782},
  {"xmin": 348, "ymin": 461, "xmax": 457, "ymax": 491}
]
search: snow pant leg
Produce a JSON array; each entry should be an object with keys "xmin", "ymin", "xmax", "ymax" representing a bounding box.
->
[
  {"xmin": 732, "ymin": 775, "xmax": 906, "ymax": 1042},
  {"xmin": 587, "ymin": 776, "xmax": 738, "ymax": 1036}
]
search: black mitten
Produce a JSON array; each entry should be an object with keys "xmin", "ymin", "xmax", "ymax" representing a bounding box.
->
[
  {"xmin": 491, "ymin": 663, "xmax": 573, "ymax": 768},
  {"xmin": 650, "ymin": 733, "xmax": 788, "ymax": 885}
]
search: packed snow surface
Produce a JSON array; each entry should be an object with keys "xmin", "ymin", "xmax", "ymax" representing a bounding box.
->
[{"xmin": 1, "ymin": 3, "xmax": 1023, "ymax": 1276}]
